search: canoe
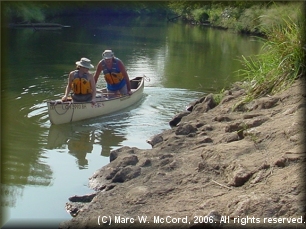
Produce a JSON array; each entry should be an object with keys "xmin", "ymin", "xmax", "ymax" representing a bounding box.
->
[{"xmin": 47, "ymin": 76, "xmax": 145, "ymax": 125}]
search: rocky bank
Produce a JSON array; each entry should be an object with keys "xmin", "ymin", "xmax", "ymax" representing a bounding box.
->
[{"xmin": 59, "ymin": 78, "xmax": 306, "ymax": 229}]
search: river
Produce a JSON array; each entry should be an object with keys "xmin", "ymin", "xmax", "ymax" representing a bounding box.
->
[{"xmin": 1, "ymin": 14, "xmax": 262, "ymax": 227}]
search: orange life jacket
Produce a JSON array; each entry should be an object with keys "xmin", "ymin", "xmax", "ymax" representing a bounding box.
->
[
  {"xmin": 71, "ymin": 70, "xmax": 92, "ymax": 95},
  {"xmin": 101, "ymin": 58, "xmax": 124, "ymax": 85}
]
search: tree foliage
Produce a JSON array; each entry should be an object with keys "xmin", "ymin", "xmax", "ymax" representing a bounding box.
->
[{"xmin": 2, "ymin": 1, "xmax": 170, "ymax": 23}]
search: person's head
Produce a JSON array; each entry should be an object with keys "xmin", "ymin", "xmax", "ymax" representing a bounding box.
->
[
  {"xmin": 102, "ymin": 50, "xmax": 114, "ymax": 62},
  {"xmin": 75, "ymin": 57, "xmax": 94, "ymax": 70}
]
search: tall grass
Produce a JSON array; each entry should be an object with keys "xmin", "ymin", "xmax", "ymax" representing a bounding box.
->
[{"xmin": 238, "ymin": 13, "xmax": 305, "ymax": 101}]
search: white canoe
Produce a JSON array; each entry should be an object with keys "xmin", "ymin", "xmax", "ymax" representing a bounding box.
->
[{"xmin": 47, "ymin": 76, "xmax": 145, "ymax": 125}]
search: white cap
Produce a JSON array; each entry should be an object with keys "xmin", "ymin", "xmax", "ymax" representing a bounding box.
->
[{"xmin": 102, "ymin": 50, "xmax": 114, "ymax": 59}]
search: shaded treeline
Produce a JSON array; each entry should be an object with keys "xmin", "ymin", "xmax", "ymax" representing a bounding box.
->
[
  {"xmin": 2, "ymin": 1, "xmax": 170, "ymax": 24},
  {"xmin": 2, "ymin": 1, "xmax": 303, "ymax": 37},
  {"xmin": 168, "ymin": 1, "xmax": 304, "ymax": 35}
]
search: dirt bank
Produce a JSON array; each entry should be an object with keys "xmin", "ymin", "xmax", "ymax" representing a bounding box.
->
[{"xmin": 59, "ymin": 78, "xmax": 306, "ymax": 229}]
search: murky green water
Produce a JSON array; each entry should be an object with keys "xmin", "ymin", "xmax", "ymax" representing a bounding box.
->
[{"xmin": 1, "ymin": 14, "xmax": 262, "ymax": 227}]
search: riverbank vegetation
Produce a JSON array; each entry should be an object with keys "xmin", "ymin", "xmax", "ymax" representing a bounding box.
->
[
  {"xmin": 167, "ymin": 1, "xmax": 305, "ymax": 102},
  {"xmin": 238, "ymin": 15, "xmax": 305, "ymax": 102},
  {"xmin": 231, "ymin": 2, "xmax": 304, "ymax": 103},
  {"xmin": 168, "ymin": 2, "xmax": 302, "ymax": 35}
]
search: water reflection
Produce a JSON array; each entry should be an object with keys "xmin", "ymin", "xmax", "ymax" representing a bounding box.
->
[
  {"xmin": 67, "ymin": 131, "xmax": 94, "ymax": 169},
  {"xmin": 1, "ymin": 149, "xmax": 53, "ymax": 207},
  {"xmin": 47, "ymin": 123, "xmax": 126, "ymax": 169},
  {"xmin": 1, "ymin": 101, "xmax": 52, "ymax": 209},
  {"xmin": 163, "ymin": 22, "xmax": 261, "ymax": 92}
]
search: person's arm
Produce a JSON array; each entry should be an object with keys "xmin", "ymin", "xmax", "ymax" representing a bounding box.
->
[
  {"xmin": 94, "ymin": 61, "xmax": 103, "ymax": 84},
  {"xmin": 89, "ymin": 73, "xmax": 96, "ymax": 104},
  {"xmin": 118, "ymin": 60, "xmax": 132, "ymax": 94},
  {"xmin": 62, "ymin": 72, "xmax": 73, "ymax": 101}
]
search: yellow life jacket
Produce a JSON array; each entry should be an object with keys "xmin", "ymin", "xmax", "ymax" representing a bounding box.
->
[
  {"xmin": 71, "ymin": 71, "xmax": 92, "ymax": 95},
  {"xmin": 102, "ymin": 58, "xmax": 124, "ymax": 85},
  {"xmin": 104, "ymin": 72, "xmax": 124, "ymax": 85}
]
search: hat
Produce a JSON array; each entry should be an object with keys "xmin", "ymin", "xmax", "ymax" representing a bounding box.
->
[
  {"xmin": 102, "ymin": 50, "xmax": 114, "ymax": 59},
  {"xmin": 75, "ymin": 57, "xmax": 94, "ymax": 69}
]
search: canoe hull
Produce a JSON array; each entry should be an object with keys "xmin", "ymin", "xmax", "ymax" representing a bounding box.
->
[{"xmin": 47, "ymin": 76, "xmax": 144, "ymax": 125}]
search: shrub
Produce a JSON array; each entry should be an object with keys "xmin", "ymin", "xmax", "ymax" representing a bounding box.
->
[
  {"xmin": 207, "ymin": 5, "xmax": 224, "ymax": 26},
  {"xmin": 192, "ymin": 8, "xmax": 209, "ymax": 23},
  {"xmin": 238, "ymin": 14, "xmax": 305, "ymax": 100},
  {"xmin": 236, "ymin": 4, "xmax": 265, "ymax": 33}
]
